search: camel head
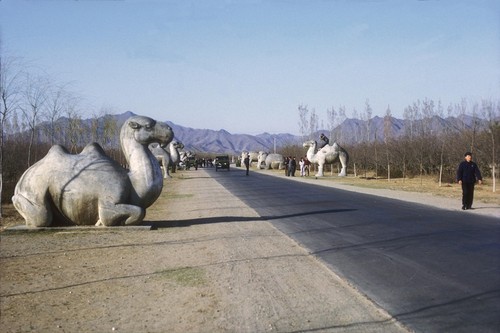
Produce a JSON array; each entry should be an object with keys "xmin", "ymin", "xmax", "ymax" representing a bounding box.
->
[
  {"xmin": 302, "ymin": 140, "xmax": 317, "ymax": 149},
  {"xmin": 172, "ymin": 140, "xmax": 184, "ymax": 150},
  {"xmin": 123, "ymin": 116, "xmax": 174, "ymax": 147}
]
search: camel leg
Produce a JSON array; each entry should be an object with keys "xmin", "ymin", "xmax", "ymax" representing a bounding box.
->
[
  {"xmin": 12, "ymin": 192, "xmax": 53, "ymax": 227},
  {"xmin": 164, "ymin": 159, "xmax": 173, "ymax": 178},
  {"xmin": 160, "ymin": 157, "xmax": 167, "ymax": 179},
  {"xmin": 316, "ymin": 163, "xmax": 324, "ymax": 177},
  {"xmin": 96, "ymin": 202, "xmax": 145, "ymax": 226},
  {"xmin": 338, "ymin": 153, "xmax": 348, "ymax": 177}
]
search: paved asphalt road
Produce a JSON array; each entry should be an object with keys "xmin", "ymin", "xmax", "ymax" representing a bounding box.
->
[{"xmin": 209, "ymin": 167, "xmax": 500, "ymax": 333}]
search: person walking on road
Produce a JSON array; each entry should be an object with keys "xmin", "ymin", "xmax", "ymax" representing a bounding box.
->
[
  {"xmin": 456, "ymin": 152, "xmax": 482, "ymax": 210},
  {"xmin": 244, "ymin": 154, "xmax": 250, "ymax": 176}
]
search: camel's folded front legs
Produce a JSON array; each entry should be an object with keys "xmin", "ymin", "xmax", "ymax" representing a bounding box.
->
[{"xmin": 96, "ymin": 202, "xmax": 145, "ymax": 226}]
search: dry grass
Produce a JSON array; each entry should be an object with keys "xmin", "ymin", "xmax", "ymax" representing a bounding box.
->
[
  {"xmin": 268, "ymin": 168, "xmax": 499, "ymax": 205},
  {"xmin": 307, "ymin": 173, "xmax": 499, "ymax": 205}
]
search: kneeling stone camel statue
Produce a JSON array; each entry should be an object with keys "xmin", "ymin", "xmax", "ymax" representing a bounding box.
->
[
  {"xmin": 12, "ymin": 115, "xmax": 174, "ymax": 227},
  {"xmin": 149, "ymin": 139, "xmax": 184, "ymax": 179},
  {"xmin": 303, "ymin": 140, "xmax": 349, "ymax": 177}
]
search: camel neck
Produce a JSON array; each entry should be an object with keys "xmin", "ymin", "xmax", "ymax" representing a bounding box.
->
[
  {"xmin": 120, "ymin": 128, "xmax": 163, "ymax": 207},
  {"xmin": 170, "ymin": 144, "xmax": 179, "ymax": 160},
  {"xmin": 306, "ymin": 145, "xmax": 317, "ymax": 162}
]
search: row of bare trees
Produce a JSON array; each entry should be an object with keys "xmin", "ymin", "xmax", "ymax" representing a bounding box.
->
[{"xmin": 297, "ymin": 99, "xmax": 500, "ymax": 191}]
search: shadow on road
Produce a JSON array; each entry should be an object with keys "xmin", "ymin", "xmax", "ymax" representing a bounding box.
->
[{"xmin": 145, "ymin": 208, "xmax": 357, "ymax": 229}]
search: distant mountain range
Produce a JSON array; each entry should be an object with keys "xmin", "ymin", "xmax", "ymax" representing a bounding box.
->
[
  {"xmin": 32, "ymin": 111, "xmax": 488, "ymax": 155},
  {"xmin": 161, "ymin": 113, "xmax": 487, "ymax": 154}
]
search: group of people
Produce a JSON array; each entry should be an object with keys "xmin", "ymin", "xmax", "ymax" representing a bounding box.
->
[{"xmin": 284, "ymin": 156, "xmax": 311, "ymax": 177}]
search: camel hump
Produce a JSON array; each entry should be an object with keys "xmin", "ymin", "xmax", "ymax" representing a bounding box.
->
[
  {"xmin": 46, "ymin": 145, "xmax": 70, "ymax": 157},
  {"xmin": 80, "ymin": 143, "xmax": 107, "ymax": 157}
]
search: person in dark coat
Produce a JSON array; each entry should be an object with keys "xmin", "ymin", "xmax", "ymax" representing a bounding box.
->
[
  {"xmin": 244, "ymin": 154, "xmax": 250, "ymax": 176},
  {"xmin": 456, "ymin": 152, "xmax": 482, "ymax": 210},
  {"xmin": 288, "ymin": 156, "xmax": 297, "ymax": 177},
  {"xmin": 319, "ymin": 133, "xmax": 329, "ymax": 149}
]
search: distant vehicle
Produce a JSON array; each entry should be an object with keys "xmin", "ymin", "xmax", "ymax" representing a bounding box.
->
[{"xmin": 215, "ymin": 155, "xmax": 230, "ymax": 171}]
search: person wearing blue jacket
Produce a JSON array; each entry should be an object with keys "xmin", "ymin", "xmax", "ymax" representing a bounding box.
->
[{"xmin": 456, "ymin": 152, "xmax": 482, "ymax": 210}]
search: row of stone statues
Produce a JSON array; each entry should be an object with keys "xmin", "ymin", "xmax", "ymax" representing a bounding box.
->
[
  {"xmin": 148, "ymin": 140, "xmax": 195, "ymax": 178},
  {"xmin": 242, "ymin": 139, "xmax": 348, "ymax": 177},
  {"xmin": 12, "ymin": 115, "xmax": 349, "ymax": 227}
]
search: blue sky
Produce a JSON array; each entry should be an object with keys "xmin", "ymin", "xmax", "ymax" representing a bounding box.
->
[{"xmin": 1, "ymin": 0, "xmax": 499, "ymax": 135}]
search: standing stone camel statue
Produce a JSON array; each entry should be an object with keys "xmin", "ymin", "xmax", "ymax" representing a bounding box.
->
[
  {"xmin": 12, "ymin": 115, "xmax": 174, "ymax": 227},
  {"xmin": 303, "ymin": 140, "xmax": 349, "ymax": 177},
  {"xmin": 149, "ymin": 139, "xmax": 184, "ymax": 178},
  {"xmin": 257, "ymin": 151, "xmax": 285, "ymax": 170}
]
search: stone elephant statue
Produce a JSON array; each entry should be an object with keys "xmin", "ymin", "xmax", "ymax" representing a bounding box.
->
[{"xmin": 257, "ymin": 151, "xmax": 285, "ymax": 170}]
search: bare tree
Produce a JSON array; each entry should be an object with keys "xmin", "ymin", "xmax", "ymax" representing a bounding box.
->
[
  {"xmin": 470, "ymin": 101, "xmax": 480, "ymax": 154},
  {"xmin": 64, "ymin": 101, "xmax": 84, "ymax": 153},
  {"xmin": 337, "ymin": 105, "xmax": 346, "ymax": 143},
  {"xmin": 102, "ymin": 113, "xmax": 118, "ymax": 149},
  {"xmin": 43, "ymin": 82, "xmax": 71, "ymax": 146},
  {"xmin": 384, "ymin": 106, "xmax": 393, "ymax": 181},
  {"xmin": 403, "ymin": 104, "xmax": 416, "ymax": 140},
  {"xmin": 89, "ymin": 106, "xmax": 120, "ymax": 161},
  {"xmin": 19, "ymin": 73, "xmax": 50, "ymax": 167},
  {"xmin": 308, "ymin": 108, "xmax": 319, "ymax": 141},
  {"xmin": 436, "ymin": 100, "xmax": 447, "ymax": 186},
  {"xmin": 326, "ymin": 106, "xmax": 337, "ymax": 142},
  {"xmin": 482, "ymin": 99, "xmax": 499, "ymax": 192},
  {"xmin": 90, "ymin": 107, "xmax": 106, "ymax": 144},
  {"xmin": 0, "ymin": 50, "xmax": 25, "ymax": 216},
  {"xmin": 357, "ymin": 100, "xmax": 373, "ymax": 178},
  {"xmin": 364, "ymin": 99, "xmax": 373, "ymax": 142},
  {"xmin": 297, "ymin": 104, "xmax": 309, "ymax": 141}
]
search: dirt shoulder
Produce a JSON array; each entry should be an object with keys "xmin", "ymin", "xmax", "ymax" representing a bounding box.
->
[{"xmin": 1, "ymin": 168, "xmax": 412, "ymax": 333}]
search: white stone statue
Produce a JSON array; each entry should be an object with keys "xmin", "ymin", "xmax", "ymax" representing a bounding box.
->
[
  {"xmin": 149, "ymin": 139, "xmax": 184, "ymax": 178},
  {"xmin": 12, "ymin": 115, "xmax": 174, "ymax": 227},
  {"xmin": 303, "ymin": 140, "xmax": 349, "ymax": 177},
  {"xmin": 241, "ymin": 151, "xmax": 259, "ymax": 166},
  {"xmin": 257, "ymin": 151, "xmax": 285, "ymax": 170},
  {"xmin": 178, "ymin": 150, "xmax": 195, "ymax": 169}
]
